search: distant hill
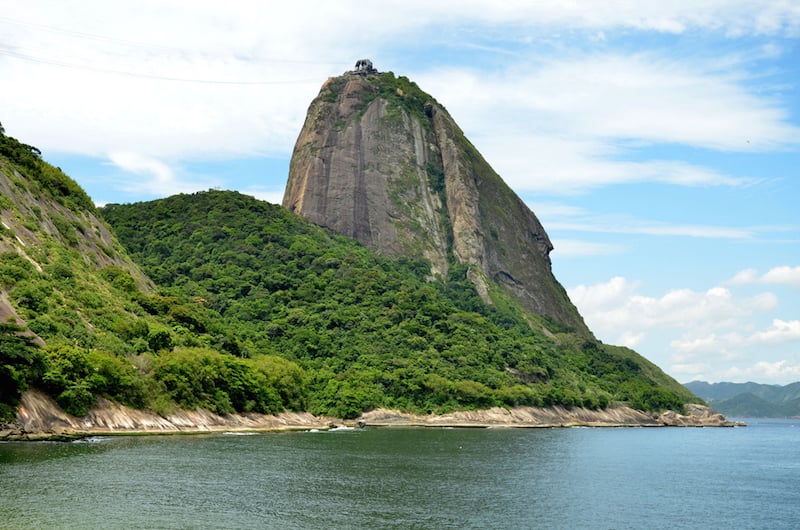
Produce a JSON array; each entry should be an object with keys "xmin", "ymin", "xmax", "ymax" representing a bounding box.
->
[{"xmin": 685, "ymin": 381, "xmax": 800, "ymax": 417}]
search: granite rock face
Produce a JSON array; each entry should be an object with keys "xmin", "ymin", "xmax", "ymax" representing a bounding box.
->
[{"xmin": 284, "ymin": 68, "xmax": 590, "ymax": 335}]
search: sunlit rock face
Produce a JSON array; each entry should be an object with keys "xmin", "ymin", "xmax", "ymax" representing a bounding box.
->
[{"xmin": 283, "ymin": 65, "xmax": 590, "ymax": 336}]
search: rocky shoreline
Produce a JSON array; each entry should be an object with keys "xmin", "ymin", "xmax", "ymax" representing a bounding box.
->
[
  {"xmin": 1, "ymin": 391, "xmax": 743, "ymax": 441},
  {"xmin": 358, "ymin": 402, "xmax": 743, "ymax": 428}
]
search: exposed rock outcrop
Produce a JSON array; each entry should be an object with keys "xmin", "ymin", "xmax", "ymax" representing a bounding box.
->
[
  {"xmin": 283, "ymin": 67, "xmax": 590, "ymax": 335},
  {"xmin": 658, "ymin": 403, "xmax": 738, "ymax": 427},
  {"xmin": 358, "ymin": 404, "xmax": 743, "ymax": 428},
  {"xmin": 1, "ymin": 391, "xmax": 741, "ymax": 441},
  {"xmin": 3, "ymin": 391, "xmax": 334, "ymax": 440}
]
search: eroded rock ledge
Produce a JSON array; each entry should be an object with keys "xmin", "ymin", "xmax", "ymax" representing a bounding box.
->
[
  {"xmin": 1, "ymin": 391, "xmax": 742, "ymax": 441},
  {"xmin": 358, "ymin": 403, "xmax": 741, "ymax": 428}
]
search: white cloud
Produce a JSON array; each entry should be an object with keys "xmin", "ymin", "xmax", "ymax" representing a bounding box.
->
[
  {"xmin": 527, "ymin": 202, "xmax": 589, "ymax": 218},
  {"xmin": 721, "ymin": 360, "xmax": 800, "ymax": 383},
  {"xmin": 751, "ymin": 319, "xmax": 800, "ymax": 344},
  {"xmin": 762, "ymin": 266, "xmax": 800, "ymax": 287},
  {"xmin": 0, "ymin": 3, "xmax": 352, "ymax": 161},
  {"xmin": 550, "ymin": 217, "xmax": 756, "ymax": 239},
  {"xmin": 399, "ymin": 1, "xmax": 800, "ymax": 36},
  {"xmin": 109, "ymin": 152, "xmax": 216, "ymax": 196},
  {"xmin": 530, "ymin": 201, "xmax": 764, "ymax": 243},
  {"xmin": 549, "ymin": 239, "xmax": 623, "ymax": 258},
  {"xmin": 110, "ymin": 153, "xmax": 175, "ymax": 186},
  {"xmin": 240, "ymin": 188, "xmax": 285, "ymax": 205},
  {"xmin": 550, "ymin": 54, "xmax": 795, "ymax": 150},
  {"xmin": 2, "ymin": 3, "xmax": 798, "ymax": 188},
  {"xmin": 728, "ymin": 265, "xmax": 800, "ymax": 287},
  {"xmin": 567, "ymin": 276, "xmax": 637, "ymax": 314},
  {"xmin": 569, "ymin": 274, "xmax": 800, "ymax": 384},
  {"xmin": 670, "ymin": 362, "xmax": 712, "ymax": 381},
  {"xmin": 728, "ymin": 268, "xmax": 760, "ymax": 285},
  {"xmin": 418, "ymin": 52, "xmax": 797, "ymax": 194},
  {"xmin": 568, "ymin": 277, "xmax": 780, "ymax": 353},
  {"xmin": 462, "ymin": 133, "xmax": 754, "ymax": 195},
  {"xmin": 670, "ymin": 332, "xmax": 744, "ymax": 354},
  {"xmin": 619, "ymin": 330, "xmax": 645, "ymax": 349}
]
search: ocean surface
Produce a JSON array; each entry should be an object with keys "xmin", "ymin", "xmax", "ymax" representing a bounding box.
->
[{"xmin": 1, "ymin": 419, "xmax": 798, "ymax": 529}]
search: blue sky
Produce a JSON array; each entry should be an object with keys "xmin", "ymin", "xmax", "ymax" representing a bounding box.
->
[{"xmin": 1, "ymin": 1, "xmax": 799, "ymax": 384}]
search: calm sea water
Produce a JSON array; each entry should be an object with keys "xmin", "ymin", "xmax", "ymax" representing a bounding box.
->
[{"xmin": 1, "ymin": 419, "xmax": 798, "ymax": 529}]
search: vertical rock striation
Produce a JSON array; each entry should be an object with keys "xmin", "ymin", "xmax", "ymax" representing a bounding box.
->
[{"xmin": 283, "ymin": 66, "xmax": 590, "ymax": 336}]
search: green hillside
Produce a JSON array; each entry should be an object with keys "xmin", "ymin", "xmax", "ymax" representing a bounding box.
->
[
  {"xmin": 1, "ymin": 124, "xmax": 697, "ymax": 422},
  {"xmin": 100, "ymin": 190, "xmax": 697, "ymax": 418},
  {"xmin": 1, "ymin": 124, "xmax": 153, "ymax": 419}
]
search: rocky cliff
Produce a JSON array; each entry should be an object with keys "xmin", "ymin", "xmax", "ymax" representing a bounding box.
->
[{"xmin": 283, "ymin": 66, "xmax": 589, "ymax": 335}]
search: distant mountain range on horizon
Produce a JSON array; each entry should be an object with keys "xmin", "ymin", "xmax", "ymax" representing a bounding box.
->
[{"xmin": 685, "ymin": 381, "xmax": 800, "ymax": 418}]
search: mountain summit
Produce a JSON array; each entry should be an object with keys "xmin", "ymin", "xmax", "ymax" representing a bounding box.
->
[{"xmin": 284, "ymin": 62, "xmax": 589, "ymax": 334}]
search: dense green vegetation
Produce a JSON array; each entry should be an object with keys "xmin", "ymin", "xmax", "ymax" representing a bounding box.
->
[
  {"xmin": 367, "ymin": 72, "xmax": 438, "ymax": 126},
  {"xmin": 100, "ymin": 190, "xmax": 696, "ymax": 418},
  {"xmin": 321, "ymin": 71, "xmax": 439, "ymax": 130},
  {"xmin": 1, "ymin": 126, "xmax": 697, "ymax": 422},
  {"xmin": 0, "ymin": 322, "xmax": 44, "ymax": 420},
  {"xmin": 0, "ymin": 233, "xmax": 308, "ymax": 419},
  {"xmin": 0, "ymin": 126, "xmax": 309, "ymax": 419}
]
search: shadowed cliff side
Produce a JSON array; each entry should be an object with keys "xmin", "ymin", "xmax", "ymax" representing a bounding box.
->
[{"xmin": 284, "ymin": 67, "xmax": 590, "ymax": 335}]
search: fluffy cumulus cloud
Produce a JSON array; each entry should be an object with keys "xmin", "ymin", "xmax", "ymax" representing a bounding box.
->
[
  {"xmin": 566, "ymin": 276, "xmax": 637, "ymax": 316},
  {"xmin": 729, "ymin": 265, "xmax": 800, "ymax": 287},
  {"xmin": 750, "ymin": 319, "xmax": 800, "ymax": 344},
  {"xmin": 569, "ymin": 278, "xmax": 777, "ymax": 334},
  {"xmin": 568, "ymin": 275, "xmax": 800, "ymax": 384}
]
